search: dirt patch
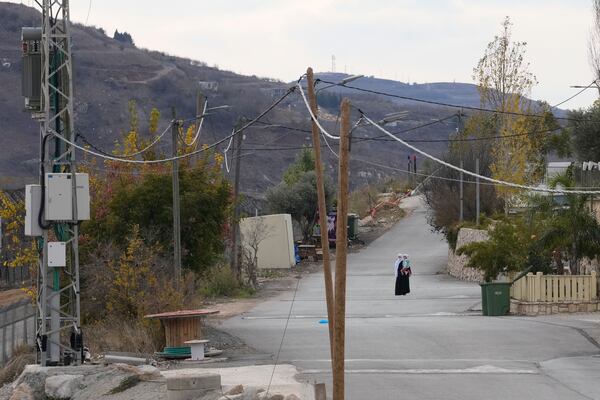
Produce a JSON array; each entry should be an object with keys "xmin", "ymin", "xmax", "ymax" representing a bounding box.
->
[{"xmin": 0, "ymin": 289, "xmax": 28, "ymax": 308}]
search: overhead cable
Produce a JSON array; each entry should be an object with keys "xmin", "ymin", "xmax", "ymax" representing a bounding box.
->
[
  {"xmin": 317, "ymin": 79, "xmax": 595, "ymax": 123},
  {"xmin": 360, "ymin": 112, "xmax": 600, "ymax": 194},
  {"xmin": 182, "ymin": 99, "xmax": 209, "ymax": 146},
  {"xmin": 296, "ymin": 83, "xmax": 340, "ymax": 140},
  {"xmin": 54, "ymin": 88, "xmax": 295, "ymax": 164}
]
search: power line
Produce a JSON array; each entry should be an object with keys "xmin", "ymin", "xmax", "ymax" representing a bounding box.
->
[
  {"xmin": 360, "ymin": 112, "xmax": 600, "ymax": 194},
  {"xmin": 316, "ymin": 79, "xmax": 595, "ymax": 123},
  {"xmin": 76, "ymin": 121, "xmax": 173, "ymax": 158},
  {"xmin": 54, "ymin": 88, "xmax": 295, "ymax": 164}
]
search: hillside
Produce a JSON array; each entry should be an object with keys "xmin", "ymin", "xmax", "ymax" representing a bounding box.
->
[{"xmin": 0, "ymin": 2, "xmax": 553, "ymax": 193}]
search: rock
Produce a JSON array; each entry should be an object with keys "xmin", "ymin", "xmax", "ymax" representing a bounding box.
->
[
  {"xmin": 284, "ymin": 395, "xmax": 301, "ymax": 400},
  {"xmin": 136, "ymin": 365, "xmax": 161, "ymax": 381},
  {"xmin": 44, "ymin": 374, "xmax": 83, "ymax": 399},
  {"xmin": 225, "ymin": 384, "xmax": 244, "ymax": 395},
  {"xmin": 9, "ymin": 383, "xmax": 33, "ymax": 400},
  {"xmin": 12, "ymin": 365, "xmax": 49, "ymax": 399}
]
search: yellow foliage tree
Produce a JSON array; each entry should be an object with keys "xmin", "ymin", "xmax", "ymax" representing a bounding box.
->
[
  {"xmin": 107, "ymin": 225, "xmax": 183, "ymax": 319},
  {"xmin": 473, "ymin": 17, "xmax": 552, "ymax": 207},
  {"xmin": 0, "ymin": 191, "xmax": 38, "ymax": 269}
]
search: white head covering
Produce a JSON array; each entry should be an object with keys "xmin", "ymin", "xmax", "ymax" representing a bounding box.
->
[
  {"xmin": 403, "ymin": 254, "xmax": 409, "ymax": 258},
  {"xmin": 397, "ymin": 253, "xmax": 402, "ymax": 257}
]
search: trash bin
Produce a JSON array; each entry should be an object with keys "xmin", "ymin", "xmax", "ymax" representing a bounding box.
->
[
  {"xmin": 347, "ymin": 213, "xmax": 359, "ymax": 240},
  {"xmin": 480, "ymin": 282, "xmax": 511, "ymax": 316}
]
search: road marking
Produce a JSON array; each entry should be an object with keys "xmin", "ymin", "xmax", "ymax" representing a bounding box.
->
[
  {"xmin": 300, "ymin": 365, "xmax": 538, "ymax": 375},
  {"xmin": 242, "ymin": 312, "xmax": 480, "ymax": 320}
]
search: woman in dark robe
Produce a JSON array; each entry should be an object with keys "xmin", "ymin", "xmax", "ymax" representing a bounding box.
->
[{"xmin": 395, "ymin": 253, "xmax": 411, "ymax": 295}]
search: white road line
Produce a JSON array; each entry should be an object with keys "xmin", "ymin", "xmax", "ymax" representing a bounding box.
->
[{"xmin": 300, "ymin": 365, "xmax": 538, "ymax": 375}]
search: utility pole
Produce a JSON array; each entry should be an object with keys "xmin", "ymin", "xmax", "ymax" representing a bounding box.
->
[
  {"xmin": 194, "ymin": 89, "xmax": 207, "ymax": 153},
  {"xmin": 306, "ymin": 67, "xmax": 335, "ymax": 367},
  {"xmin": 333, "ymin": 98, "xmax": 351, "ymax": 400},
  {"xmin": 230, "ymin": 118, "xmax": 245, "ymax": 278},
  {"xmin": 476, "ymin": 157, "xmax": 480, "ymax": 226},
  {"xmin": 458, "ymin": 111, "xmax": 464, "ymax": 222},
  {"xmin": 171, "ymin": 108, "xmax": 182, "ymax": 284}
]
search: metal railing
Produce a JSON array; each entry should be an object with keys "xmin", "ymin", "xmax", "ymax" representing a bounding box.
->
[{"xmin": 0, "ymin": 299, "xmax": 35, "ymax": 367}]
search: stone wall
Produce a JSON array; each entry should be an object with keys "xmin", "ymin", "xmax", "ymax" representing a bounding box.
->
[
  {"xmin": 447, "ymin": 228, "xmax": 488, "ymax": 282},
  {"xmin": 511, "ymin": 300, "xmax": 600, "ymax": 316}
]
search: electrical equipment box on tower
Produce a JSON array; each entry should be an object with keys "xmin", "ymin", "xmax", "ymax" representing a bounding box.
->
[
  {"xmin": 25, "ymin": 184, "xmax": 43, "ymax": 236},
  {"xmin": 21, "ymin": 27, "xmax": 42, "ymax": 112},
  {"xmin": 44, "ymin": 173, "xmax": 90, "ymax": 221},
  {"xmin": 48, "ymin": 242, "xmax": 66, "ymax": 267}
]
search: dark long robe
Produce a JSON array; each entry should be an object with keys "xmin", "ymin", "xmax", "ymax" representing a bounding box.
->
[{"xmin": 395, "ymin": 268, "xmax": 411, "ymax": 296}]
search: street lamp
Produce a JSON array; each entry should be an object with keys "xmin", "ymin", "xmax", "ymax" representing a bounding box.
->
[
  {"xmin": 316, "ymin": 74, "xmax": 364, "ymax": 93},
  {"xmin": 377, "ymin": 111, "xmax": 409, "ymax": 126},
  {"xmin": 570, "ymin": 79, "xmax": 600, "ymax": 95}
]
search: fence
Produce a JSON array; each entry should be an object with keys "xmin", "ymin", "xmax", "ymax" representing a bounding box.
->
[
  {"xmin": 511, "ymin": 271, "xmax": 598, "ymax": 302},
  {"xmin": 0, "ymin": 299, "xmax": 35, "ymax": 367},
  {"xmin": 0, "ymin": 266, "xmax": 31, "ymax": 289}
]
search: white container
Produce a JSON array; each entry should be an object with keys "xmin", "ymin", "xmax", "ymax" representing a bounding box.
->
[{"xmin": 240, "ymin": 214, "xmax": 295, "ymax": 269}]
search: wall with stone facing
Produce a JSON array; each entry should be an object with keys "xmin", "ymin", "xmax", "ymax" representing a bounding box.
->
[
  {"xmin": 511, "ymin": 300, "xmax": 600, "ymax": 316},
  {"xmin": 447, "ymin": 228, "xmax": 488, "ymax": 282}
]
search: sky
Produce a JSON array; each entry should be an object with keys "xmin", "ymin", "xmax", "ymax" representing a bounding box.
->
[{"xmin": 9, "ymin": 0, "xmax": 600, "ymax": 109}]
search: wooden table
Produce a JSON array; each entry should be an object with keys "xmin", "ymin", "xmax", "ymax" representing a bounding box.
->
[{"xmin": 145, "ymin": 309, "xmax": 219, "ymax": 347}]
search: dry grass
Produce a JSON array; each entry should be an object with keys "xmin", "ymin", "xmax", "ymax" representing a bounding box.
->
[
  {"xmin": 0, "ymin": 344, "xmax": 35, "ymax": 386},
  {"xmin": 85, "ymin": 316, "xmax": 164, "ymax": 356}
]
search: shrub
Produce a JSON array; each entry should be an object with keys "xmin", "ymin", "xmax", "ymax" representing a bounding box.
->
[{"xmin": 198, "ymin": 266, "xmax": 241, "ymax": 298}]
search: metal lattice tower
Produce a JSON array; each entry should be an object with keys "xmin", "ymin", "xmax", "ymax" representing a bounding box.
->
[{"xmin": 34, "ymin": 0, "xmax": 83, "ymax": 366}]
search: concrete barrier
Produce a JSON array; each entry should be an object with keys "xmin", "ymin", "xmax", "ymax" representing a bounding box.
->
[{"xmin": 166, "ymin": 372, "xmax": 221, "ymax": 400}]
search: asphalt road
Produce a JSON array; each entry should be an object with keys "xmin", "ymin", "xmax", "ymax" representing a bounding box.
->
[{"xmin": 221, "ymin": 197, "xmax": 600, "ymax": 399}]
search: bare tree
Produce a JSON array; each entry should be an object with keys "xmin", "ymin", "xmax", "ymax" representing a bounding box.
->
[
  {"xmin": 590, "ymin": 0, "xmax": 600, "ymax": 87},
  {"xmin": 241, "ymin": 217, "xmax": 271, "ymax": 289}
]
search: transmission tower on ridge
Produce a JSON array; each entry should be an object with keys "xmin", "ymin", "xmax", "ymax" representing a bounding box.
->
[{"xmin": 21, "ymin": 0, "xmax": 89, "ymax": 366}]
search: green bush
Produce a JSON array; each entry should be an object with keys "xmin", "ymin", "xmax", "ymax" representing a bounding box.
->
[{"xmin": 199, "ymin": 266, "xmax": 247, "ymax": 298}]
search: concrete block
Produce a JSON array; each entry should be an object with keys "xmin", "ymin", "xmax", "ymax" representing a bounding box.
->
[
  {"xmin": 45, "ymin": 374, "xmax": 83, "ymax": 399},
  {"xmin": 552, "ymin": 305, "xmax": 559, "ymax": 314},
  {"xmin": 569, "ymin": 303, "xmax": 577, "ymax": 313},
  {"xmin": 578, "ymin": 303, "xmax": 587, "ymax": 312},
  {"xmin": 167, "ymin": 373, "xmax": 220, "ymax": 391}
]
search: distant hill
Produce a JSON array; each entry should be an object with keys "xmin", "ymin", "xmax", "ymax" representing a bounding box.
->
[
  {"xmin": 314, "ymin": 72, "xmax": 482, "ymax": 108},
  {"xmin": 0, "ymin": 2, "xmax": 565, "ymax": 193}
]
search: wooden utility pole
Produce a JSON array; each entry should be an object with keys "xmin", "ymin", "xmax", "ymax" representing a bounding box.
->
[
  {"xmin": 458, "ymin": 111, "xmax": 464, "ymax": 222},
  {"xmin": 333, "ymin": 98, "xmax": 351, "ymax": 400},
  {"xmin": 306, "ymin": 68, "xmax": 336, "ymax": 366},
  {"xmin": 171, "ymin": 108, "xmax": 182, "ymax": 284},
  {"xmin": 194, "ymin": 90, "xmax": 207, "ymax": 152},
  {"xmin": 476, "ymin": 157, "xmax": 480, "ymax": 226},
  {"xmin": 230, "ymin": 118, "xmax": 245, "ymax": 278}
]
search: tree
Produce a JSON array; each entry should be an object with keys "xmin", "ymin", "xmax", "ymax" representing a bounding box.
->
[
  {"xmin": 113, "ymin": 29, "xmax": 134, "ymax": 46},
  {"xmin": 473, "ymin": 17, "xmax": 555, "ymax": 205},
  {"xmin": 241, "ymin": 216, "xmax": 271, "ymax": 288},
  {"xmin": 533, "ymin": 172, "xmax": 600, "ymax": 274},
  {"xmin": 457, "ymin": 219, "xmax": 534, "ymax": 282},
  {"xmin": 267, "ymin": 171, "xmax": 334, "ymax": 242},
  {"xmin": 568, "ymin": 100, "xmax": 600, "ymax": 161},
  {"xmin": 422, "ymin": 113, "xmax": 503, "ymax": 242},
  {"xmin": 81, "ymin": 104, "xmax": 232, "ymax": 274},
  {"xmin": 0, "ymin": 191, "xmax": 37, "ymax": 269},
  {"xmin": 590, "ymin": 0, "xmax": 600, "ymax": 83}
]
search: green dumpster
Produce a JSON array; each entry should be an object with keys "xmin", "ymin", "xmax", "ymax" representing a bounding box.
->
[
  {"xmin": 347, "ymin": 213, "xmax": 359, "ymax": 240},
  {"xmin": 480, "ymin": 282, "xmax": 511, "ymax": 316}
]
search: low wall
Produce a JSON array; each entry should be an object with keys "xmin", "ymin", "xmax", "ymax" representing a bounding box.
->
[
  {"xmin": 447, "ymin": 228, "xmax": 488, "ymax": 282},
  {"xmin": 511, "ymin": 300, "xmax": 600, "ymax": 316}
]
